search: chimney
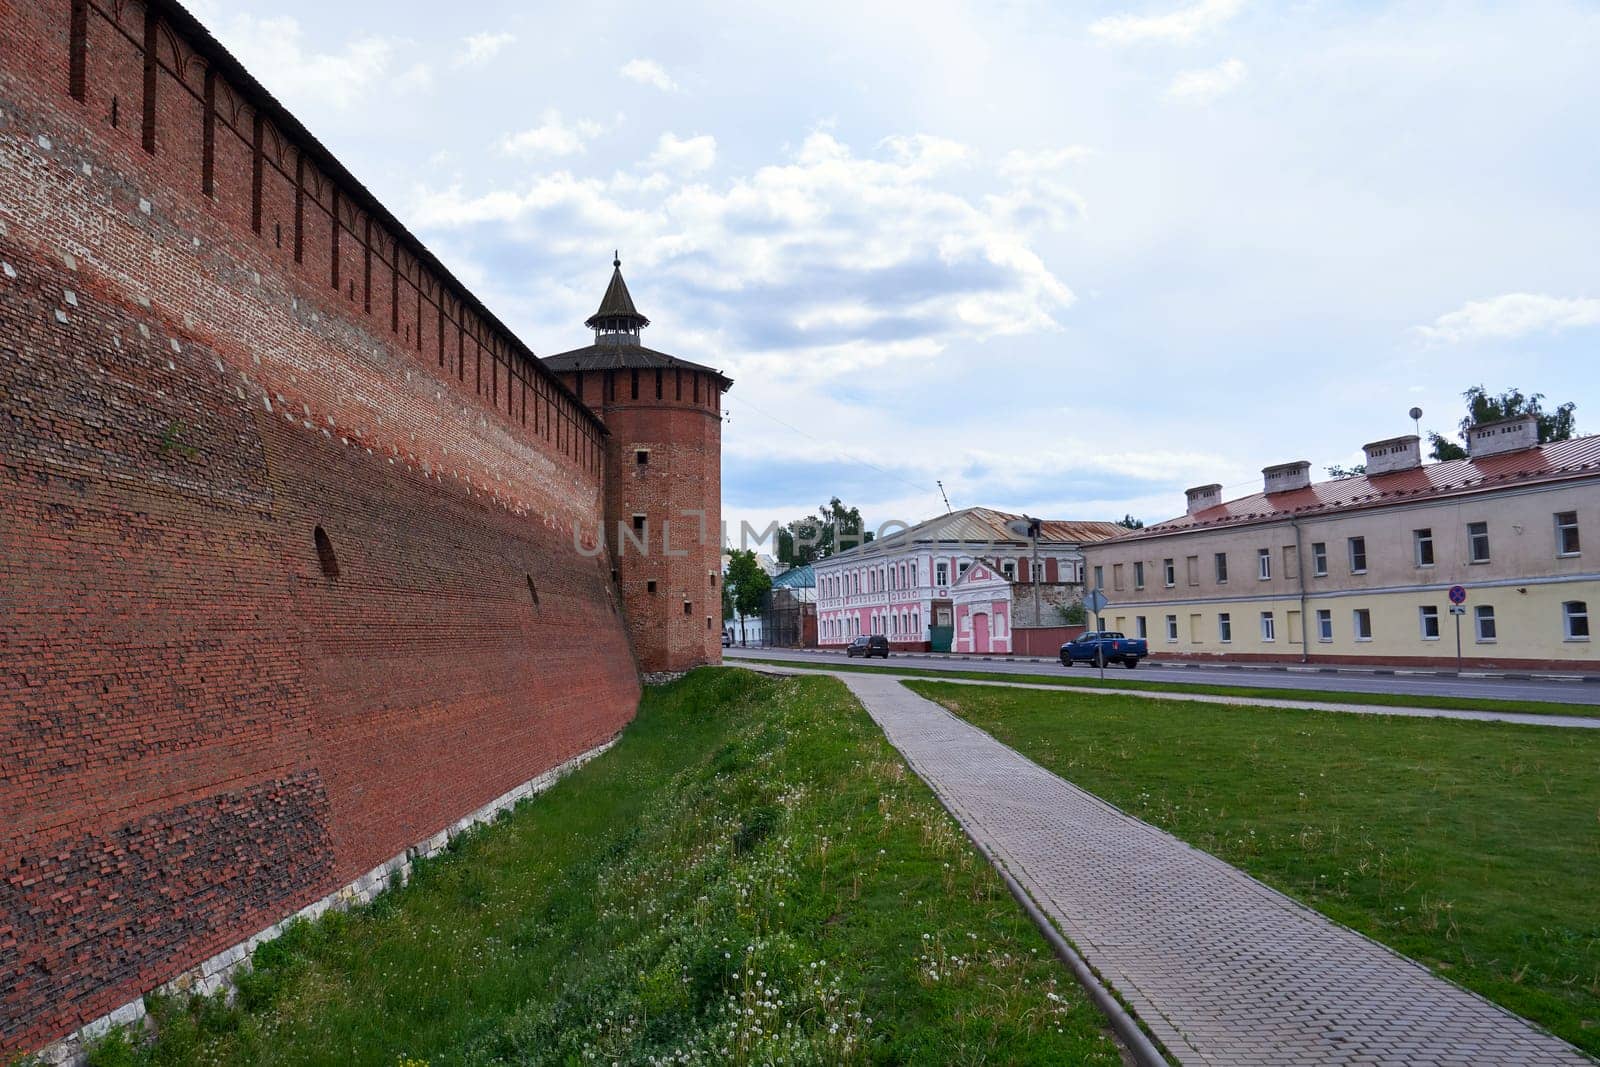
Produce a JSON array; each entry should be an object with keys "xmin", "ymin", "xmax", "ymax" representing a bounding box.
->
[
  {"xmin": 1468, "ymin": 414, "xmax": 1539, "ymax": 458},
  {"xmin": 1185, "ymin": 484, "xmax": 1222, "ymax": 516},
  {"xmin": 1262, "ymin": 461, "xmax": 1311, "ymax": 494},
  {"xmin": 1363, "ymin": 435, "xmax": 1422, "ymax": 475}
]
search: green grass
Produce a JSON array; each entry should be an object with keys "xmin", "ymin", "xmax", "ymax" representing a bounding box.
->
[
  {"xmin": 907, "ymin": 679, "xmax": 1600, "ymax": 1055},
  {"xmin": 88, "ymin": 670, "xmax": 1123, "ymax": 1067},
  {"xmin": 739, "ymin": 655, "xmax": 1600, "ymax": 719}
]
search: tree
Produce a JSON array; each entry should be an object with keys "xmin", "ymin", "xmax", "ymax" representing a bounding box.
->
[
  {"xmin": 1428, "ymin": 385, "xmax": 1577, "ymax": 460},
  {"xmin": 776, "ymin": 497, "xmax": 875, "ymax": 565},
  {"xmin": 1060, "ymin": 600, "xmax": 1087, "ymax": 626},
  {"xmin": 1326, "ymin": 463, "xmax": 1366, "ymax": 479},
  {"xmin": 1115, "ymin": 513, "xmax": 1145, "ymax": 530},
  {"xmin": 724, "ymin": 549, "xmax": 772, "ymax": 647}
]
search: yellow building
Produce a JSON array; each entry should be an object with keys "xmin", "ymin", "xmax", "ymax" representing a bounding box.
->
[{"xmin": 1082, "ymin": 417, "xmax": 1598, "ymax": 670}]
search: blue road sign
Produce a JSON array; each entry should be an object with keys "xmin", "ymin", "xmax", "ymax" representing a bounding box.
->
[
  {"xmin": 1448, "ymin": 585, "xmax": 1467, "ymax": 605},
  {"xmin": 1085, "ymin": 589, "xmax": 1108, "ymax": 614}
]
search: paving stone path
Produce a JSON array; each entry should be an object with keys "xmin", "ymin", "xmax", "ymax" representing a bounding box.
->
[{"xmin": 840, "ymin": 672, "xmax": 1593, "ymax": 1066}]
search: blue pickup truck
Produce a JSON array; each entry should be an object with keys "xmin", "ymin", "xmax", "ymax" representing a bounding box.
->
[{"xmin": 1060, "ymin": 631, "xmax": 1147, "ymax": 669}]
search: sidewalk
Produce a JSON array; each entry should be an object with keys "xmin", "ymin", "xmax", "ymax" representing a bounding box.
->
[{"xmin": 839, "ymin": 672, "xmax": 1592, "ymax": 1066}]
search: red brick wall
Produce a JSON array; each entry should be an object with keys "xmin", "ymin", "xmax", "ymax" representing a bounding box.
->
[
  {"xmin": 0, "ymin": 1, "xmax": 640, "ymax": 1055},
  {"xmin": 563, "ymin": 366, "xmax": 725, "ymax": 674}
]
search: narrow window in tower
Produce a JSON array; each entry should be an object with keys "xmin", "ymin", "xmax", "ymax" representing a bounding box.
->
[
  {"xmin": 633, "ymin": 514, "xmax": 647, "ymax": 533},
  {"xmin": 70, "ymin": 0, "xmax": 88, "ymax": 102},
  {"xmin": 707, "ymin": 616, "xmax": 713, "ymax": 630},
  {"xmin": 684, "ymin": 600, "xmax": 693, "ymax": 616},
  {"xmin": 313, "ymin": 526, "xmax": 340, "ymax": 580},
  {"xmin": 655, "ymin": 369, "xmax": 663, "ymax": 399},
  {"xmin": 636, "ymin": 449, "xmax": 650, "ymax": 466},
  {"xmin": 709, "ymin": 572, "xmax": 716, "ymax": 588},
  {"xmin": 631, "ymin": 368, "xmax": 639, "ymax": 400},
  {"xmin": 526, "ymin": 576, "xmax": 540, "ymax": 606},
  {"xmin": 647, "ymin": 580, "xmax": 657, "ymax": 594}
]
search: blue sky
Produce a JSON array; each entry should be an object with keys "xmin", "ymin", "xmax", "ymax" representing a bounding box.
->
[{"xmin": 192, "ymin": 0, "xmax": 1599, "ymax": 538}]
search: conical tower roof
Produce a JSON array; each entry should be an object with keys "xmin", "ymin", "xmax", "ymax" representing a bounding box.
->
[{"xmin": 585, "ymin": 253, "xmax": 650, "ymax": 332}]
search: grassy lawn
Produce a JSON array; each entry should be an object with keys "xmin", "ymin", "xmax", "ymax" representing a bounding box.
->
[
  {"xmin": 740, "ymin": 656, "xmax": 1600, "ymax": 719},
  {"xmin": 907, "ymin": 680, "xmax": 1600, "ymax": 1056},
  {"xmin": 90, "ymin": 670, "xmax": 1123, "ymax": 1067}
]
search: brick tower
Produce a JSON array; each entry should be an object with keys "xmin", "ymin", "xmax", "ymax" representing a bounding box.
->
[{"xmin": 545, "ymin": 256, "xmax": 731, "ymax": 674}]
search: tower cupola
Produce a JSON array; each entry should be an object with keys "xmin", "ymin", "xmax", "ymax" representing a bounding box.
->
[{"xmin": 585, "ymin": 252, "xmax": 650, "ymax": 344}]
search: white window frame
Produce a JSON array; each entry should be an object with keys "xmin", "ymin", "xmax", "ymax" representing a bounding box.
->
[
  {"xmin": 1556, "ymin": 512, "xmax": 1580, "ymax": 557},
  {"xmin": 1165, "ymin": 614, "xmax": 1178, "ymax": 642},
  {"xmin": 1218, "ymin": 612, "xmax": 1232, "ymax": 643},
  {"xmin": 1348, "ymin": 536, "xmax": 1367, "ymax": 575},
  {"xmin": 1257, "ymin": 548, "xmax": 1271, "ymax": 581},
  {"xmin": 1467, "ymin": 521, "xmax": 1491, "ymax": 565},
  {"xmin": 1136, "ymin": 615, "xmax": 1148, "ymax": 639},
  {"xmin": 1353, "ymin": 608, "xmax": 1373, "ymax": 642},
  {"xmin": 1260, "ymin": 612, "xmax": 1276, "ymax": 642},
  {"xmin": 1414, "ymin": 528, "xmax": 1434, "ymax": 567},
  {"xmin": 1134, "ymin": 561, "xmax": 1145, "ymax": 589},
  {"xmin": 1311, "ymin": 542, "xmax": 1328, "ymax": 577},
  {"xmin": 1316, "ymin": 609, "xmax": 1333, "ymax": 642},
  {"xmin": 1163, "ymin": 558, "xmax": 1176, "ymax": 588},
  {"xmin": 936, "ymin": 562, "xmax": 948, "ymax": 586},
  {"xmin": 1215, "ymin": 552, "xmax": 1228, "ymax": 584},
  {"xmin": 1419, "ymin": 605, "xmax": 1440, "ymax": 641},
  {"xmin": 1002, "ymin": 560, "xmax": 1016, "ymax": 581},
  {"xmin": 1474, "ymin": 604, "xmax": 1497, "ymax": 643},
  {"xmin": 1564, "ymin": 600, "xmax": 1590, "ymax": 641}
]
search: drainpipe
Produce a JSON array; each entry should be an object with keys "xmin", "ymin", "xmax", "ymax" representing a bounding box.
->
[{"xmin": 1291, "ymin": 517, "xmax": 1309, "ymax": 663}]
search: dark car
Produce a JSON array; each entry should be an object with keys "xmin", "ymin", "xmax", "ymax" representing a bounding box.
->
[
  {"xmin": 1060, "ymin": 631, "xmax": 1148, "ymax": 669},
  {"xmin": 847, "ymin": 634, "xmax": 890, "ymax": 658}
]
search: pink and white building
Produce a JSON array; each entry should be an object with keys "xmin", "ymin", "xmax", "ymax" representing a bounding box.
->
[{"xmin": 814, "ymin": 507, "xmax": 1125, "ymax": 653}]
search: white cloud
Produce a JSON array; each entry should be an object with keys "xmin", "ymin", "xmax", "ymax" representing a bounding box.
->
[
  {"xmin": 1090, "ymin": 0, "xmax": 1246, "ymax": 44},
  {"xmin": 410, "ymin": 129, "xmax": 1077, "ymax": 384},
  {"xmin": 498, "ymin": 110, "xmax": 605, "ymax": 158},
  {"xmin": 454, "ymin": 31, "xmax": 516, "ymax": 68},
  {"xmin": 1167, "ymin": 58, "xmax": 1247, "ymax": 102},
  {"xmin": 620, "ymin": 58, "xmax": 679, "ymax": 92},
  {"xmin": 201, "ymin": 14, "xmax": 398, "ymax": 109},
  {"xmin": 647, "ymin": 133, "xmax": 717, "ymax": 174},
  {"xmin": 1415, "ymin": 293, "xmax": 1600, "ymax": 343}
]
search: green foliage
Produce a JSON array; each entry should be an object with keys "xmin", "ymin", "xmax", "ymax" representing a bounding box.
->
[
  {"xmin": 1429, "ymin": 384, "xmax": 1578, "ymax": 459},
  {"xmin": 1059, "ymin": 600, "xmax": 1087, "ymax": 626},
  {"xmin": 724, "ymin": 548, "xmax": 773, "ymax": 637},
  {"xmin": 1115, "ymin": 513, "xmax": 1144, "ymax": 529},
  {"xmin": 1325, "ymin": 463, "xmax": 1366, "ymax": 478},
  {"xmin": 156, "ymin": 419, "xmax": 199, "ymax": 460},
  {"xmin": 777, "ymin": 497, "xmax": 874, "ymax": 566},
  {"xmin": 109, "ymin": 671, "xmax": 1119, "ymax": 1066},
  {"xmin": 914, "ymin": 680, "xmax": 1600, "ymax": 1056}
]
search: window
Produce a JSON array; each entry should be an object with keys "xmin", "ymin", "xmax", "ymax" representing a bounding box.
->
[
  {"xmin": 707, "ymin": 616, "xmax": 713, "ymax": 630},
  {"xmin": 1316, "ymin": 609, "xmax": 1333, "ymax": 642},
  {"xmin": 1311, "ymin": 542, "xmax": 1328, "ymax": 576},
  {"xmin": 632, "ymin": 514, "xmax": 647, "ymax": 533},
  {"xmin": 1134, "ymin": 561, "xmax": 1145, "ymax": 589},
  {"xmin": 1112, "ymin": 563, "xmax": 1124, "ymax": 591},
  {"xmin": 1257, "ymin": 548, "xmax": 1271, "ymax": 580},
  {"xmin": 1467, "ymin": 521, "xmax": 1490, "ymax": 564},
  {"xmin": 635, "ymin": 449, "xmax": 650, "ymax": 466},
  {"xmin": 1556, "ymin": 512, "xmax": 1580, "ymax": 556},
  {"xmin": 1353, "ymin": 608, "xmax": 1373, "ymax": 641},
  {"xmin": 1093, "ymin": 565, "xmax": 1104, "ymax": 589},
  {"xmin": 1414, "ymin": 528, "xmax": 1434, "ymax": 567},
  {"xmin": 1565, "ymin": 601, "xmax": 1590, "ymax": 640},
  {"xmin": 1218, "ymin": 613, "xmax": 1232, "ymax": 643},
  {"xmin": 1165, "ymin": 614, "xmax": 1178, "ymax": 642},
  {"xmin": 313, "ymin": 526, "xmax": 340, "ymax": 579},
  {"xmin": 958, "ymin": 560, "xmax": 971, "ymax": 578},
  {"xmin": 1260, "ymin": 612, "xmax": 1276, "ymax": 642},
  {"xmin": 936, "ymin": 562, "xmax": 948, "ymax": 586},
  {"xmin": 1163, "ymin": 558, "xmax": 1176, "ymax": 587},
  {"xmin": 1214, "ymin": 552, "xmax": 1228, "ymax": 583},
  {"xmin": 1002, "ymin": 560, "xmax": 1016, "ymax": 581},
  {"xmin": 1474, "ymin": 604, "xmax": 1496, "ymax": 642},
  {"xmin": 527, "ymin": 576, "xmax": 540, "ymax": 606},
  {"xmin": 1419, "ymin": 605, "xmax": 1439, "ymax": 640},
  {"xmin": 1348, "ymin": 536, "xmax": 1367, "ymax": 574},
  {"xmin": 647, "ymin": 580, "xmax": 657, "ymax": 595},
  {"xmin": 683, "ymin": 600, "xmax": 693, "ymax": 616},
  {"xmin": 1186, "ymin": 555, "xmax": 1199, "ymax": 586},
  {"xmin": 709, "ymin": 572, "xmax": 717, "ymax": 588},
  {"xmin": 1135, "ymin": 615, "xmax": 1148, "ymax": 639}
]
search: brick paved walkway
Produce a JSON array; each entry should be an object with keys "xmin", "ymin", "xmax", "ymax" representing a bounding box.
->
[{"xmin": 841, "ymin": 673, "xmax": 1592, "ymax": 1066}]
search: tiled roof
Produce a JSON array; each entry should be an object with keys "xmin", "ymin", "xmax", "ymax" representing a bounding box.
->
[
  {"xmin": 826, "ymin": 507, "xmax": 1125, "ymax": 562},
  {"xmin": 540, "ymin": 343, "xmax": 732, "ymax": 387},
  {"xmin": 1125, "ymin": 435, "xmax": 1600, "ymax": 542}
]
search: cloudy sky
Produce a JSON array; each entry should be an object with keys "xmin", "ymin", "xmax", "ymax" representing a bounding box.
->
[{"xmin": 189, "ymin": 0, "xmax": 1599, "ymax": 539}]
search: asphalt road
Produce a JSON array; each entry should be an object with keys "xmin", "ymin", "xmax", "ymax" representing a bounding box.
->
[{"xmin": 724, "ymin": 646, "xmax": 1600, "ymax": 706}]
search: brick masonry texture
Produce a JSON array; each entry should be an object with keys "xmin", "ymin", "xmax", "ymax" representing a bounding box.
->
[{"xmin": 0, "ymin": 0, "xmax": 649, "ymax": 1055}]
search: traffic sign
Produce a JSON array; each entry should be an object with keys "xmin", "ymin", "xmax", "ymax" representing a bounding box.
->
[
  {"xmin": 1448, "ymin": 585, "xmax": 1467, "ymax": 605},
  {"xmin": 1449, "ymin": 605, "xmax": 1467, "ymax": 616},
  {"xmin": 1084, "ymin": 589, "xmax": 1108, "ymax": 614}
]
